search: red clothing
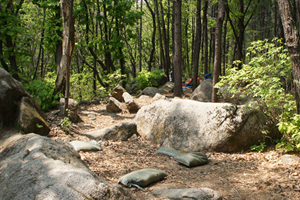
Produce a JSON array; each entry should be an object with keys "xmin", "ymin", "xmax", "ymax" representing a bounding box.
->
[{"xmin": 187, "ymin": 77, "xmax": 199, "ymax": 85}]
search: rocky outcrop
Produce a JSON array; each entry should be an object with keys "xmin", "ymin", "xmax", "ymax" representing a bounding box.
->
[
  {"xmin": 59, "ymin": 98, "xmax": 78, "ymax": 122},
  {"xmin": 152, "ymin": 188, "xmax": 222, "ymax": 200},
  {"xmin": 18, "ymin": 97, "xmax": 49, "ymax": 136},
  {"xmin": 122, "ymin": 92, "xmax": 140, "ymax": 113},
  {"xmin": 0, "ymin": 68, "xmax": 49, "ymax": 135},
  {"xmin": 0, "ymin": 133, "xmax": 131, "ymax": 200},
  {"xmin": 134, "ymin": 99, "xmax": 280, "ymax": 152},
  {"xmin": 137, "ymin": 87, "xmax": 161, "ymax": 98},
  {"xmin": 85, "ymin": 121, "xmax": 139, "ymax": 141},
  {"xmin": 106, "ymin": 97, "xmax": 125, "ymax": 113},
  {"xmin": 190, "ymin": 79, "xmax": 213, "ymax": 102},
  {"xmin": 111, "ymin": 84, "xmax": 127, "ymax": 102}
]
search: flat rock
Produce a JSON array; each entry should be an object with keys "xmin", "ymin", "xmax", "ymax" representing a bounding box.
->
[
  {"xmin": 85, "ymin": 121, "xmax": 139, "ymax": 141},
  {"xmin": 0, "ymin": 133, "xmax": 131, "ymax": 200}
]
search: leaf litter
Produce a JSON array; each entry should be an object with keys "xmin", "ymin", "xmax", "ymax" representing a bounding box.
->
[{"xmin": 47, "ymin": 97, "xmax": 300, "ymax": 200}]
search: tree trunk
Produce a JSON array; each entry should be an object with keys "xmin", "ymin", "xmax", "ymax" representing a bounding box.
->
[
  {"xmin": 145, "ymin": 0, "xmax": 156, "ymax": 72},
  {"xmin": 203, "ymin": 0, "xmax": 208, "ymax": 75},
  {"xmin": 212, "ymin": 0, "xmax": 225, "ymax": 103},
  {"xmin": 277, "ymin": 0, "xmax": 300, "ymax": 113},
  {"xmin": 139, "ymin": 0, "xmax": 143, "ymax": 74},
  {"xmin": 54, "ymin": 0, "xmax": 75, "ymax": 105},
  {"xmin": 160, "ymin": 0, "xmax": 170, "ymax": 76},
  {"xmin": 173, "ymin": 0, "xmax": 183, "ymax": 97},
  {"xmin": 192, "ymin": 0, "xmax": 201, "ymax": 91},
  {"xmin": 154, "ymin": 0, "xmax": 165, "ymax": 70}
]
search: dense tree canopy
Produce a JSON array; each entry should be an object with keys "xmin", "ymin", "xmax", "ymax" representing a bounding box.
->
[{"xmin": 1, "ymin": 0, "xmax": 300, "ymax": 150}]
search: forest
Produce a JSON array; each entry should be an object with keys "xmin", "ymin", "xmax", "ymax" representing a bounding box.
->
[{"xmin": 1, "ymin": 0, "xmax": 300, "ymax": 152}]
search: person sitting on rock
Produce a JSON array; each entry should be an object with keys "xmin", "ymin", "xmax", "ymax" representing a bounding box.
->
[
  {"xmin": 186, "ymin": 75, "xmax": 199, "ymax": 86},
  {"xmin": 204, "ymin": 73, "xmax": 212, "ymax": 80}
]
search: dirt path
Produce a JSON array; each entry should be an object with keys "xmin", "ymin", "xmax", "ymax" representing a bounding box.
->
[{"xmin": 46, "ymin": 91, "xmax": 300, "ymax": 200}]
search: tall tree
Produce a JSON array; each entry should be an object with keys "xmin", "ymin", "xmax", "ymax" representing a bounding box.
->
[
  {"xmin": 54, "ymin": 0, "xmax": 75, "ymax": 101},
  {"xmin": 203, "ymin": 0, "xmax": 209, "ymax": 75},
  {"xmin": 145, "ymin": 0, "xmax": 156, "ymax": 71},
  {"xmin": 212, "ymin": 0, "xmax": 225, "ymax": 102},
  {"xmin": 277, "ymin": 0, "xmax": 300, "ymax": 113},
  {"xmin": 224, "ymin": 0, "xmax": 259, "ymax": 68},
  {"xmin": 173, "ymin": 0, "xmax": 183, "ymax": 97},
  {"xmin": 0, "ymin": 0, "xmax": 24, "ymax": 80},
  {"xmin": 192, "ymin": 0, "xmax": 201, "ymax": 91}
]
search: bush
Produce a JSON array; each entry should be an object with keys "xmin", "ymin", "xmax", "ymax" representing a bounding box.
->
[
  {"xmin": 215, "ymin": 38, "xmax": 297, "ymax": 152},
  {"xmin": 23, "ymin": 74, "xmax": 61, "ymax": 111},
  {"xmin": 136, "ymin": 69, "xmax": 165, "ymax": 89}
]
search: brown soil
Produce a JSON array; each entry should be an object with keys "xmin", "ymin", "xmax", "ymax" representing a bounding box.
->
[{"xmin": 47, "ymin": 89, "xmax": 300, "ymax": 200}]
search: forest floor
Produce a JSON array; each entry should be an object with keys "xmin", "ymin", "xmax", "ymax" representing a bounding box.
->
[{"xmin": 46, "ymin": 88, "xmax": 300, "ymax": 200}]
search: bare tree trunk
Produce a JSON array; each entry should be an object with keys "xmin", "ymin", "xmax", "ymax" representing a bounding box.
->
[
  {"xmin": 154, "ymin": 0, "xmax": 165, "ymax": 70},
  {"xmin": 145, "ymin": 0, "xmax": 156, "ymax": 72},
  {"xmin": 160, "ymin": 0, "xmax": 170, "ymax": 76},
  {"xmin": 277, "ymin": 0, "xmax": 300, "ymax": 113},
  {"xmin": 203, "ymin": 0, "xmax": 208, "ymax": 75},
  {"xmin": 173, "ymin": 0, "xmax": 183, "ymax": 97},
  {"xmin": 192, "ymin": 0, "xmax": 201, "ymax": 91},
  {"xmin": 54, "ymin": 0, "xmax": 75, "ymax": 117},
  {"xmin": 139, "ymin": 0, "xmax": 143, "ymax": 74},
  {"xmin": 33, "ymin": 7, "xmax": 46, "ymax": 80},
  {"xmin": 212, "ymin": 0, "xmax": 225, "ymax": 103},
  {"xmin": 222, "ymin": 16, "xmax": 228, "ymax": 76}
]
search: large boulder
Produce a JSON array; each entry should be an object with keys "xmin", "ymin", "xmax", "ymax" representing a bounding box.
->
[
  {"xmin": 85, "ymin": 121, "xmax": 139, "ymax": 141},
  {"xmin": 59, "ymin": 98, "xmax": 79, "ymax": 122},
  {"xmin": 122, "ymin": 92, "xmax": 140, "ymax": 113},
  {"xmin": 190, "ymin": 79, "xmax": 213, "ymax": 102},
  {"xmin": 18, "ymin": 97, "xmax": 49, "ymax": 136},
  {"xmin": 106, "ymin": 97, "xmax": 124, "ymax": 113},
  {"xmin": 0, "ymin": 133, "xmax": 131, "ymax": 200},
  {"xmin": 111, "ymin": 84, "xmax": 127, "ymax": 102},
  {"xmin": 127, "ymin": 79, "xmax": 142, "ymax": 95},
  {"xmin": 134, "ymin": 99, "xmax": 280, "ymax": 152},
  {"xmin": 0, "ymin": 68, "xmax": 49, "ymax": 135},
  {"xmin": 152, "ymin": 188, "xmax": 222, "ymax": 200},
  {"xmin": 137, "ymin": 87, "xmax": 161, "ymax": 98},
  {"xmin": 158, "ymin": 81, "xmax": 174, "ymax": 94}
]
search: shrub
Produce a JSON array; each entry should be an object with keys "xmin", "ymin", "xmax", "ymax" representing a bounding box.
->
[
  {"xmin": 23, "ymin": 73, "xmax": 61, "ymax": 111},
  {"xmin": 215, "ymin": 38, "xmax": 297, "ymax": 152},
  {"xmin": 136, "ymin": 69, "xmax": 165, "ymax": 89}
]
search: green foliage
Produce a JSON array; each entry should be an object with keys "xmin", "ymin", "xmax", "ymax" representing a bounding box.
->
[
  {"xmin": 277, "ymin": 114, "xmax": 300, "ymax": 152},
  {"xmin": 215, "ymin": 38, "xmax": 295, "ymax": 123},
  {"xmin": 70, "ymin": 69, "xmax": 125, "ymax": 102},
  {"xmin": 59, "ymin": 111, "xmax": 71, "ymax": 133},
  {"xmin": 23, "ymin": 73, "xmax": 61, "ymax": 111},
  {"xmin": 136, "ymin": 69, "xmax": 165, "ymax": 89},
  {"xmin": 215, "ymin": 38, "xmax": 297, "ymax": 152},
  {"xmin": 250, "ymin": 141, "xmax": 266, "ymax": 153}
]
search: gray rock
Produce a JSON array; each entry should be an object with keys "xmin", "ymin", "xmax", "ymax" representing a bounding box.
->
[
  {"xmin": 158, "ymin": 81, "xmax": 174, "ymax": 94},
  {"xmin": 152, "ymin": 93, "xmax": 167, "ymax": 103},
  {"xmin": 0, "ymin": 68, "xmax": 49, "ymax": 136},
  {"xmin": 127, "ymin": 79, "xmax": 142, "ymax": 95},
  {"xmin": 152, "ymin": 188, "xmax": 222, "ymax": 200},
  {"xmin": 106, "ymin": 97, "xmax": 124, "ymax": 113},
  {"xmin": 123, "ymin": 92, "xmax": 140, "ymax": 113},
  {"xmin": 218, "ymin": 84, "xmax": 251, "ymax": 105},
  {"xmin": 281, "ymin": 154, "xmax": 300, "ymax": 165},
  {"xmin": 190, "ymin": 79, "xmax": 213, "ymax": 102},
  {"xmin": 18, "ymin": 97, "xmax": 50, "ymax": 136},
  {"xmin": 85, "ymin": 121, "xmax": 139, "ymax": 141},
  {"xmin": 137, "ymin": 87, "xmax": 161, "ymax": 98},
  {"xmin": 78, "ymin": 100, "xmax": 91, "ymax": 105},
  {"xmin": 0, "ymin": 133, "xmax": 131, "ymax": 200},
  {"xmin": 59, "ymin": 98, "xmax": 79, "ymax": 122},
  {"xmin": 134, "ymin": 99, "xmax": 280, "ymax": 152},
  {"xmin": 111, "ymin": 84, "xmax": 127, "ymax": 102}
]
